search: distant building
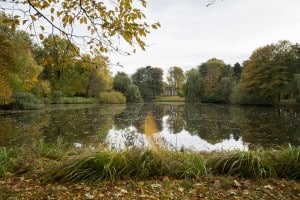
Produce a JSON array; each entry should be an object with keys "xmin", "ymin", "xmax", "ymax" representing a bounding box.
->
[{"xmin": 164, "ymin": 85, "xmax": 178, "ymax": 96}]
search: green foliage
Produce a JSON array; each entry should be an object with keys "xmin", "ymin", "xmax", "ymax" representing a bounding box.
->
[
  {"xmin": 271, "ymin": 145, "xmax": 300, "ymax": 179},
  {"xmin": 199, "ymin": 58, "xmax": 233, "ymax": 103},
  {"xmin": 0, "ymin": 147, "xmax": 15, "ymax": 177},
  {"xmin": 207, "ymin": 151, "xmax": 273, "ymax": 178},
  {"xmin": 30, "ymin": 80, "xmax": 51, "ymax": 98},
  {"xmin": 9, "ymin": 92, "xmax": 41, "ymax": 110},
  {"xmin": 113, "ymin": 72, "xmax": 132, "ymax": 94},
  {"xmin": 183, "ymin": 69, "xmax": 203, "ymax": 102},
  {"xmin": 51, "ymin": 90, "xmax": 64, "ymax": 101},
  {"xmin": 132, "ymin": 66, "xmax": 164, "ymax": 100},
  {"xmin": 184, "ymin": 59, "xmax": 233, "ymax": 103},
  {"xmin": 51, "ymin": 97, "xmax": 98, "ymax": 104},
  {"xmin": 1, "ymin": 144, "xmax": 300, "ymax": 181},
  {"xmin": 0, "ymin": 30, "xmax": 14, "ymax": 105},
  {"xmin": 167, "ymin": 66, "xmax": 185, "ymax": 96},
  {"xmin": 125, "ymin": 84, "xmax": 143, "ymax": 103},
  {"xmin": 99, "ymin": 92, "xmax": 126, "ymax": 104},
  {"xmin": 43, "ymin": 149, "xmax": 207, "ymax": 182},
  {"xmin": 239, "ymin": 41, "xmax": 295, "ymax": 105},
  {"xmin": 233, "ymin": 62, "xmax": 243, "ymax": 81}
]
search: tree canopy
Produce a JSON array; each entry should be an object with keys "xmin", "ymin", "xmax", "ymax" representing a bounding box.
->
[
  {"xmin": 167, "ymin": 66, "xmax": 185, "ymax": 97},
  {"xmin": 230, "ymin": 40, "xmax": 300, "ymax": 105},
  {"xmin": 132, "ymin": 66, "xmax": 164, "ymax": 100}
]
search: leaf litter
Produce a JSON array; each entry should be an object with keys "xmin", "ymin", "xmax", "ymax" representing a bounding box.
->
[{"xmin": 1, "ymin": 174, "xmax": 300, "ymax": 199}]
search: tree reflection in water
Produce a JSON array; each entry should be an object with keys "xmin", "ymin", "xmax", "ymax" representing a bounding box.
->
[{"xmin": 0, "ymin": 103, "xmax": 299, "ymax": 151}]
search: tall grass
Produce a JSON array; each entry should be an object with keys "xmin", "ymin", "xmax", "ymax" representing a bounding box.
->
[
  {"xmin": 271, "ymin": 145, "xmax": 300, "ymax": 179},
  {"xmin": 1, "ymin": 143, "xmax": 300, "ymax": 182},
  {"xmin": 43, "ymin": 149, "xmax": 207, "ymax": 183},
  {"xmin": 0, "ymin": 147, "xmax": 16, "ymax": 177},
  {"xmin": 207, "ymin": 150, "xmax": 273, "ymax": 178}
]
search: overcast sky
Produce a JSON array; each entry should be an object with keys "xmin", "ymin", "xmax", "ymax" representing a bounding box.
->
[{"xmin": 108, "ymin": 0, "xmax": 300, "ymax": 76}]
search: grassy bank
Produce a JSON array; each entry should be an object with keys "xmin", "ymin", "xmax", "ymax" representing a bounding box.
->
[
  {"xmin": 1, "ymin": 143, "xmax": 300, "ymax": 198},
  {"xmin": 43, "ymin": 97, "xmax": 99, "ymax": 104},
  {"xmin": 155, "ymin": 96, "xmax": 185, "ymax": 102},
  {"xmin": 278, "ymin": 99, "xmax": 300, "ymax": 107},
  {"xmin": 1, "ymin": 143, "xmax": 300, "ymax": 182}
]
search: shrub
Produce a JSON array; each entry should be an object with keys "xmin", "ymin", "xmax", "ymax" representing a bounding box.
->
[
  {"xmin": 51, "ymin": 91, "xmax": 64, "ymax": 101},
  {"xmin": 9, "ymin": 92, "xmax": 41, "ymax": 110},
  {"xmin": 31, "ymin": 80, "xmax": 51, "ymax": 98},
  {"xmin": 99, "ymin": 91, "xmax": 126, "ymax": 104},
  {"xmin": 125, "ymin": 84, "xmax": 143, "ymax": 102}
]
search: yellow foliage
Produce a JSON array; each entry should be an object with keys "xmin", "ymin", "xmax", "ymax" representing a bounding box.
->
[{"xmin": 0, "ymin": 76, "xmax": 12, "ymax": 105}]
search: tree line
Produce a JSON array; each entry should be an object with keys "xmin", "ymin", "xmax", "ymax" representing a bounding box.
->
[
  {"xmin": 1, "ymin": 12, "xmax": 300, "ymax": 108},
  {"xmin": 184, "ymin": 41, "xmax": 300, "ymax": 105}
]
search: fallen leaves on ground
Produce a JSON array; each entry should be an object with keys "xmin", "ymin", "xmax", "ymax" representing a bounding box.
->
[{"xmin": 0, "ymin": 174, "xmax": 300, "ymax": 199}]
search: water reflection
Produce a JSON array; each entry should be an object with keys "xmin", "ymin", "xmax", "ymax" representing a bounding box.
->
[{"xmin": 0, "ymin": 103, "xmax": 299, "ymax": 151}]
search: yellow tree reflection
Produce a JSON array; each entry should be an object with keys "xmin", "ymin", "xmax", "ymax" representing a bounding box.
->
[{"xmin": 144, "ymin": 111, "xmax": 161, "ymax": 149}]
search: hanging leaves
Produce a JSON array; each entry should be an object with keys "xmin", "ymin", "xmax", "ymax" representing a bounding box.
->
[{"xmin": 3, "ymin": 0, "xmax": 160, "ymax": 54}]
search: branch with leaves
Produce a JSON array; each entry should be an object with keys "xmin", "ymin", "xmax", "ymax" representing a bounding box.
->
[{"xmin": 1, "ymin": 0, "xmax": 160, "ymax": 55}]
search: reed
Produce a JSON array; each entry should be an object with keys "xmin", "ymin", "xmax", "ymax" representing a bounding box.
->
[{"xmin": 1, "ymin": 143, "xmax": 300, "ymax": 182}]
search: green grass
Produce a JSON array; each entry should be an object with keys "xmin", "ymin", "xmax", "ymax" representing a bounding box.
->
[
  {"xmin": 155, "ymin": 96, "xmax": 185, "ymax": 102},
  {"xmin": 48, "ymin": 97, "xmax": 98, "ymax": 104},
  {"xmin": 278, "ymin": 98, "xmax": 300, "ymax": 106},
  {"xmin": 1, "ymin": 143, "xmax": 300, "ymax": 183}
]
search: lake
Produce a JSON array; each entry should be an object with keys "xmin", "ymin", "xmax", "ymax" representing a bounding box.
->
[{"xmin": 0, "ymin": 103, "xmax": 299, "ymax": 151}]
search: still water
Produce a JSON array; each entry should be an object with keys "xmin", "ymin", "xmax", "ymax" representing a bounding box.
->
[{"xmin": 0, "ymin": 103, "xmax": 299, "ymax": 151}]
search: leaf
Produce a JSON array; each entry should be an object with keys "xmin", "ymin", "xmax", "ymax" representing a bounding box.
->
[
  {"xmin": 84, "ymin": 193, "xmax": 95, "ymax": 199},
  {"xmin": 39, "ymin": 34, "xmax": 44, "ymax": 40},
  {"xmin": 264, "ymin": 184, "xmax": 273, "ymax": 190}
]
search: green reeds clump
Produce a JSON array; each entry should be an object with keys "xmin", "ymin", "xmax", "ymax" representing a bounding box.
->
[
  {"xmin": 0, "ymin": 147, "xmax": 16, "ymax": 177},
  {"xmin": 43, "ymin": 149, "xmax": 208, "ymax": 183},
  {"xmin": 207, "ymin": 150, "xmax": 273, "ymax": 178},
  {"xmin": 271, "ymin": 145, "xmax": 300, "ymax": 179}
]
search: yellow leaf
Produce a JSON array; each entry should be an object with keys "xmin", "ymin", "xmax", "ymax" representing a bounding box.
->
[{"xmin": 39, "ymin": 34, "xmax": 44, "ymax": 40}]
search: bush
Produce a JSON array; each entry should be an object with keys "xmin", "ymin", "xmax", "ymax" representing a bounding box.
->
[
  {"xmin": 31, "ymin": 80, "xmax": 51, "ymax": 98},
  {"xmin": 99, "ymin": 91, "xmax": 126, "ymax": 104},
  {"xmin": 9, "ymin": 92, "xmax": 41, "ymax": 110},
  {"xmin": 51, "ymin": 91, "xmax": 64, "ymax": 101},
  {"xmin": 125, "ymin": 84, "xmax": 143, "ymax": 103}
]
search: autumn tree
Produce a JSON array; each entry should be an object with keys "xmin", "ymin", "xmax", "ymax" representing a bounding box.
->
[
  {"xmin": 167, "ymin": 66, "xmax": 185, "ymax": 96},
  {"xmin": 198, "ymin": 58, "xmax": 233, "ymax": 103},
  {"xmin": 37, "ymin": 35, "xmax": 81, "ymax": 96},
  {"xmin": 1, "ymin": 0, "xmax": 160, "ymax": 54},
  {"xmin": 132, "ymin": 66, "xmax": 164, "ymax": 100},
  {"xmin": 0, "ymin": 32, "xmax": 14, "ymax": 105},
  {"xmin": 239, "ymin": 41, "xmax": 294, "ymax": 105},
  {"xmin": 0, "ymin": 15, "xmax": 41, "ymax": 105},
  {"xmin": 86, "ymin": 55, "xmax": 112, "ymax": 97}
]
